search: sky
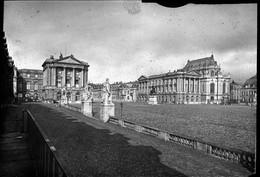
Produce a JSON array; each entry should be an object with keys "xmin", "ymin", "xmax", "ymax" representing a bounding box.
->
[{"xmin": 4, "ymin": 1, "xmax": 257, "ymax": 84}]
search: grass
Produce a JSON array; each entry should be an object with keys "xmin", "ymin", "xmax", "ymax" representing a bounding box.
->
[{"xmin": 71, "ymin": 102, "xmax": 256, "ymax": 153}]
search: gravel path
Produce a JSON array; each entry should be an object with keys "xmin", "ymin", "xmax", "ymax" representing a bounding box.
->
[{"xmin": 22, "ymin": 103, "xmax": 252, "ymax": 177}]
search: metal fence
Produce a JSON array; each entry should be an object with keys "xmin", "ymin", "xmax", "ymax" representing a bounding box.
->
[
  {"xmin": 108, "ymin": 116, "xmax": 255, "ymax": 173},
  {"xmin": 22, "ymin": 109, "xmax": 74, "ymax": 177}
]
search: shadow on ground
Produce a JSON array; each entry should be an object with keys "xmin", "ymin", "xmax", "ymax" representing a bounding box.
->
[{"xmin": 22, "ymin": 103, "xmax": 188, "ymax": 177}]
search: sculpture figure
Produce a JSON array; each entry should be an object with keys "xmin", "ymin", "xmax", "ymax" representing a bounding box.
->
[
  {"xmin": 102, "ymin": 78, "xmax": 112, "ymax": 104},
  {"xmin": 81, "ymin": 83, "xmax": 92, "ymax": 102}
]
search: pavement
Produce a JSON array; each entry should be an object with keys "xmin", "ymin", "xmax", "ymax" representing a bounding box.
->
[
  {"xmin": 20, "ymin": 102, "xmax": 253, "ymax": 177},
  {"xmin": 0, "ymin": 106, "xmax": 36, "ymax": 177}
]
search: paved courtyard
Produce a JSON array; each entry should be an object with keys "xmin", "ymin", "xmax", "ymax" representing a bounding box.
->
[{"xmin": 21, "ymin": 102, "xmax": 253, "ymax": 177}]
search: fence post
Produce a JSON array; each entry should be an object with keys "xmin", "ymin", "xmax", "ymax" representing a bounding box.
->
[{"xmin": 22, "ymin": 109, "xmax": 28, "ymax": 133}]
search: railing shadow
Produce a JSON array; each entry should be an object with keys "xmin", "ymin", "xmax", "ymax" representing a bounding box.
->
[
  {"xmin": 22, "ymin": 109, "xmax": 74, "ymax": 177},
  {"xmin": 22, "ymin": 103, "xmax": 188, "ymax": 177}
]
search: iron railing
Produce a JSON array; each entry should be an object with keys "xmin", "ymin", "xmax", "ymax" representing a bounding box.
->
[{"xmin": 22, "ymin": 109, "xmax": 74, "ymax": 177}]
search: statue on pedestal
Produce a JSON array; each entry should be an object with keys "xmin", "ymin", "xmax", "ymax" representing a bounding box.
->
[
  {"xmin": 81, "ymin": 83, "xmax": 92, "ymax": 102},
  {"xmin": 101, "ymin": 78, "xmax": 112, "ymax": 104},
  {"xmin": 61, "ymin": 87, "xmax": 67, "ymax": 104}
]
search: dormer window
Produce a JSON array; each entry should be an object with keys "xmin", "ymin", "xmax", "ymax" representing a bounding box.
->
[{"xmin": 211, "ymin": 70, "xmax": 214, "ymax": 77}]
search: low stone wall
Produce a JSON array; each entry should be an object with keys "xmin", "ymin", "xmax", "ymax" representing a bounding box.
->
[
  {"xmin": 108, "ymin": 116, "xmax": 255, "ymax": 172},
  {"xmin": 62, "ymin": 104, "xmax": 81, "ymax": 113}
]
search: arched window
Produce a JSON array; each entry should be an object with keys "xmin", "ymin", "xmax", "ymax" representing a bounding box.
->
[
  {"xmin": 211, "ymin": 70, "xmax": 215, "ymax": 77},
  {"xmin": 210, "ymin": 83, "xmax": 215, "ymax": 94},
  {"xmin": 75, "ymin": 92, "xmax": 80, "ymax": 101},
  {"xmin": 34, "ymin": 82, "xmax": 38, "ymax": 90}
]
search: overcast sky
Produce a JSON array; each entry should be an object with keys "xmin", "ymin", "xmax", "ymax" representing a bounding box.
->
[{"xmin": 4, "ymin": 1, "xmax": 257, "ymax": 84}]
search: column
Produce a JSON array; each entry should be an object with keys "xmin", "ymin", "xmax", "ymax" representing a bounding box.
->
[
  {"xmin": 193, "ymin": 78, "xmax": 195, "ymax": 93},
  {"xmin": 176, "ymin": 78, "xmax": 179, "ymax": 92},
  {"xmin": 198, "ymin": 79, "xmax": 201, "ymax": 93},
  {"xmin": 62, "ymin": 67, "xmax": 66, "ymax": 87},
  {"xmin": 72, "ymin": 68, "xmax": 75, "ymax": 87},
  {"xmin": 53, "ymin": 68, "xmax": 56, "ymax": 87},
  {"xmin": 85, "ymin": 68, "xmax": 88, "ymax": 86},
  {"xmin": 81, "ymin": 69, "xmax": 84, "ymax": 87},
  {"xmin": 183, "ymin": 78, "xmax": 186, "ymax": 93},
  {"xmin": 189, "ymin": 78, "xmax": 191, "ymax": 92}
]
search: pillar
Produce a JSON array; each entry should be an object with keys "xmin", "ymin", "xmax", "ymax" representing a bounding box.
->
[
  {"xmin": 48, "ymin": 66, "xmax": 51, "ymax": 86},
  {"xmin": 53, "ymin": 67, "xmax": 56, "ymax": 87},
  {"xmin": 81, "ymin": 69, "xmax": 84, "ymax": 87},
  {"xmin": 198, "ymin": 79, "xmax": 201, "ymax": 93},
  {"xmin": 62, "ymin": 67, "xmax": 66, "ymax": 87},
  {"xmin": 72, "ymin": 68, "xmax": 75, "ymax": 87},
  {"xmin": 84, "ymin": 68, "xmax": 88, "ymax": 87},
  {"xmin": 193, "ymin": 78, "xmax": 195, "ymax": 93}
]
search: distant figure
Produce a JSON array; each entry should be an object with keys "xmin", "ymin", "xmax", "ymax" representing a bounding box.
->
[
  {"xmin": 102, "ymin": 78, "xmax": 112, "ymax": 104},
  {"xmin": 150, "ymin": 86, "xmax": 156, "ymax": 95},
  {"xmin": 81, "ymin": 83, "xmax": 92, "ymax": 102}
]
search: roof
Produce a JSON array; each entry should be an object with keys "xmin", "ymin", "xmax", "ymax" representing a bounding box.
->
[
  {"xmin": 42, "ymin": 54, "xmax": 89, "ymax": 67},
  {"xmin": 183, "ymin": 55, "xmax": 218, "ymax": 71},
  {"xmin": 243, "ymin": 74, "xmax": 257, "ymax": 88},
  {"xmin": 18, "ymin": 69, "xmax": 43, "ymax": 73}
]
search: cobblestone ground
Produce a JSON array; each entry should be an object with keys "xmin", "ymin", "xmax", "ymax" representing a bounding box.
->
[{"xmin": 21, "ymin": 102, "xmax": 252, "ymax": 177}]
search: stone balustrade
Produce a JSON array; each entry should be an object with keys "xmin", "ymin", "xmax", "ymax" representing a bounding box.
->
[{"xmin": 108, "ymin": 116, "xmax": 255, "ymax": 173}]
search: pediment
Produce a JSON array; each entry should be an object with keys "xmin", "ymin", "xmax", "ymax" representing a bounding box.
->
[
  {"xmin": 55, "ymin": 56, "xmax": 83, "ymax": 65},
  {"xmin": 138, "ymin": 75, "xmax": 148, "ymax": 81}
]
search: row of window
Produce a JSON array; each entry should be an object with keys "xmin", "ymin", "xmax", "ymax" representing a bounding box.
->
[
  {"xmin": 21, "ymin": 73, "xmax": 43, "ymax": 79},
  {"xmin": 241, "ymin": 91, "xmax": 255, "ymax": 96}
]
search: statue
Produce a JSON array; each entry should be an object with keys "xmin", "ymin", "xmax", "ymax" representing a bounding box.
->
[
  {"xmin": 60, "ymin": 86, "xmax": 67, "ymax": 104},
  {"xmin": 150, "ymin": 86, "xmax": 156, "ymax": 95},
  {"xmin": 81, "ymin": 83, "xmax": 92, "ymax": 102},
  {"xmin": 102, "ymin": 78, "xmax": 112, "ymax": 104}
]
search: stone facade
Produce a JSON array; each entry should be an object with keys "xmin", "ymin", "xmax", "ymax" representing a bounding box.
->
[
  {"xmin": 240, "ymin": 75, "xmax": 257, "ymax": 105},
  {"xmin": 137, "ymin": 55, "xmax": 231, "ymax": 104},
  {"xmin": 42, "ymin": 54, "xmax": 89, "ymax": 103},
  {"xmin": 230, "ymin": 80, "xmax": 242, "ymax": 104},
  {"xmin": 91, "ymin": 82, "xmax": 138, "ymax": 102},
  {"xmin": 17, "ymin": 69, "xmax": 43, "ymax": 101}
]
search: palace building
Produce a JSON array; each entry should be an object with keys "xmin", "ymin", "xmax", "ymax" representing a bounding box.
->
[
  {"xmin": 42, "ymin": 54, "xmax": 89, "ymax": 103},
  {"xmin": 137, "ymin": 55, "xmax": 231, "ymax": 104},
  {"xmin": 240, "ymin": 74, "xmax": 257, "ymax": 105},
  {"xmin": 17, "ymin": 69, "xmax": 43, "ymax": 101}
]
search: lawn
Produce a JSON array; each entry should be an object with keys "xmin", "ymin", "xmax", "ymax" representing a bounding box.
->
[{"xmin": 70, "ymin": 102, "xmax": 256, "ymax": 153}]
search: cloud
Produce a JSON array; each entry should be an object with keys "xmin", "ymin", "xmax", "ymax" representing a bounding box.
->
[{"xmin": 4, "ymin": 2, "xmax": 257, "ymax": 83}]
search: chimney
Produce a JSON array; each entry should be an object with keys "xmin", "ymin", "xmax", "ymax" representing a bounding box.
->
[{"xmin": 50, "ymin": 55, "xmax": 54, "ymax": 59}]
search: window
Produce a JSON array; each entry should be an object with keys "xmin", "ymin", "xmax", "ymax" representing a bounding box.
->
[
  {"xmin": 223, "ymin": 83, "xmax": 226, "ymax": 93},
  {"xmin": 210, "ymin": 83, "xmax": 215, "ymax": 94},
  {"xmin": 35, "ymin": 74, "xmax": 38, "ymax": 78},
  {"xmin": 27, "ymin": 74, "xmax": 30, "ymax": 78},
  {"xmin": 211, "ymin": 70, "xmax": 214, "ymax": 77},
  {"xmin": 242, "ymin": 91, "xmax": 245, "ymax": 96},
  {"xmin": 34, "ymin": 82, "xmax": 38, "ymax": 90},
  {"xmin": 75, "ymin": 80, "xmax": 79, "ymax": 88},
  {"xmin": 75, "ymin": 92, "xmax": 80, "ymax": 101},
  {"xmin": 57, "ymin": 79, "xmax": 62, "ymax": 88},
  {"xmin": 26, "ymin": 82, "xmax": 30, "ymax": 90}
]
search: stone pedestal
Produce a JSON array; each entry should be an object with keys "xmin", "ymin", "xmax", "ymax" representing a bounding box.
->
[
  {"xmin": 148, "ymin": 95, "xmax": 158, "ymax": 105},
  {"xmin": 81, "ymin": 101, "xmax": 93, "ymax": 117},
  {"xmin": 100, "ymin": 103, "xmax": 115, "ymax": 122}
]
